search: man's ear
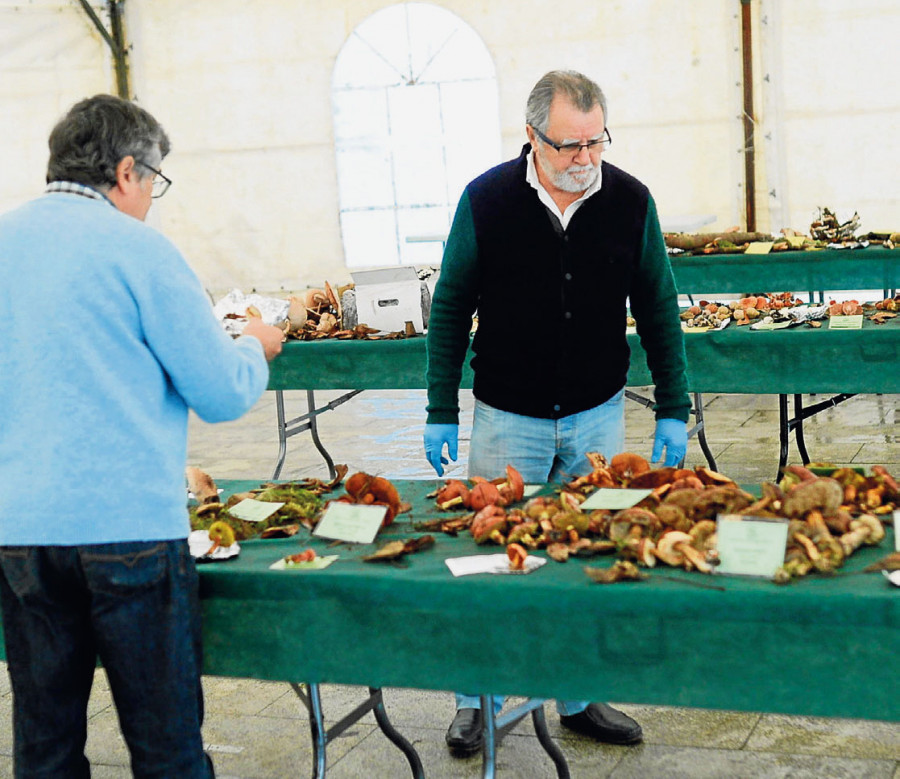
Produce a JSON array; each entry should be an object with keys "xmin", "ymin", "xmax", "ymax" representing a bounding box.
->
[{"xmin": 114, "ymin": 155, "xmax": 138, "ymax": 189}]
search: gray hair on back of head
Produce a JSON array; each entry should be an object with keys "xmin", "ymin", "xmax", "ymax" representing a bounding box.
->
[
  {"xmin": 525, "ymin": 70, "xmax": 608, "ymax": 133},
  {"xmin": 46, "ymin": 94, "xmax": 171, "ymax": 189}
]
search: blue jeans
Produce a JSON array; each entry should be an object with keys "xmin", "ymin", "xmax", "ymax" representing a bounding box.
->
[
  {"xmin": 468, "ymin": 390, "xmax": 626, "ymax": 484},
  {"xmin": 459, "ymin": 391, "xmax": 626, "ymax": 716},
  {"xmin": 0, "ymin": 540, "xmax": 214, "ymax": 778}
]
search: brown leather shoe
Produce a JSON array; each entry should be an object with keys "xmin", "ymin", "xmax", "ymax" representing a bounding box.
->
[
  {"xmin": 559, "ymin": 703, "xmax": 643, "ymax": 745},
  {"xmin": 445, "ymin": 707, "xmax": 483, "ymax": 756}
]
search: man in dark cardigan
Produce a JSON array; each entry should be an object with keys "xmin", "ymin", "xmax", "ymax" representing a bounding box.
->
[{"xmin": 424, "ymin": 70, "xmax": 691, "ymax": 756}]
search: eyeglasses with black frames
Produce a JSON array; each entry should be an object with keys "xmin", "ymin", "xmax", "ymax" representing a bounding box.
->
[
  {"xmin": 136, "ymin": 160, "xmax": 172, "ymax": 198},
  {"xmin": 531, "ymin": 126, "xmax": 612, "ymax": 157}
]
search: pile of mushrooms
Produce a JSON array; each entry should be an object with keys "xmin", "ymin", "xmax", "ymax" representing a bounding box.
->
[{"xmin": 423, "ymin": 454, "xmax": 894, "ymax": 584}]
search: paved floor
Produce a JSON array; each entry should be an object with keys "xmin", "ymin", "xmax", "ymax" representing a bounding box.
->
[{"xmin": 1, "ymin": 388, "xmax": 897, "ymax": 777}]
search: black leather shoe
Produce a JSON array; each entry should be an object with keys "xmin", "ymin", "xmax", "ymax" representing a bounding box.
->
[
  {"xmin": 559, "ymin": 703, "xmax": 643, "ymax": 745},
  {"xmin": 445, "ymin": 707, "xmax": 483, "ymax": 756}
]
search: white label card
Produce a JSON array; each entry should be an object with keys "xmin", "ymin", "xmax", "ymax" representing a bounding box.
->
[
  {"xmin": 895, "ymin": 511, "xmax": 899, "ymax": 552},
  {"xmin": 227, "ymin": 499, "xmax": 284, "ymax": 523},
  {"xmin": 579, "ymin": 488, "xmax": 652, "ymax": 511},
  {"xmin": 715, "ymin": 515, "xmax": 789, "ymax": 578},
  {"xmin": 313, "ymin": 502, "xmax": 386, "ymax": 544},
  {"xmin": 828, "ymin": 314, "xmax": 863, "ymax": 330}
]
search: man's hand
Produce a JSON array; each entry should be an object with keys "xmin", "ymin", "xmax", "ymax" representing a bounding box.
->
[
  {"xmin": 242, "ymin": 318, "xmax": 284, "ymax": 361},
  {"xmin": 424, "ymin": 423, "xmax": 458, "ymax": 476},
  {"xmin": 651, "ymin": 418, "xmax": 687, "ymax": 466}
]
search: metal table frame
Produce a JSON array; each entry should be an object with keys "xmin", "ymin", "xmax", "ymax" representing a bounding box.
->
[
  {"xmin": 272, "ymin": 388, "xmax": 717, "ymax": 481},
  {"xmin": 289, "ymin": 682, "xmax": 424, "ymax": 778}
]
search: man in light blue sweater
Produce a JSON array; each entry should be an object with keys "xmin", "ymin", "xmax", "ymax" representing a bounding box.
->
[{"xmin": 0, "ymin": 94, "xmax": 284, "ymax": 777}]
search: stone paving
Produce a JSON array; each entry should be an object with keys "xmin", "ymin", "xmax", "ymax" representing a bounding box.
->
[{"xmin": 1, "ymin": 389, "xmax": 897, "ymax": 777}]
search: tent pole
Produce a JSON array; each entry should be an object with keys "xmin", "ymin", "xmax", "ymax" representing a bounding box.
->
[
  {"xmin": 78, "ymin": 0, "xmax": 131, "ymax": 99},
  {"xmin": 740, "ymin": 0, "xmax": 756, "ymax": 231}
]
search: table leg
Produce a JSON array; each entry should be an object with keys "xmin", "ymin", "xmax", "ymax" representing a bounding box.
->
[
  {"xmin": 272, "ymin": 389, "xmax": 364, "ymax": 479},
  {"xmin": 274, "ymin": 389, "xmax": 288, "ymax": 480},
  {"xmin": 290, "ymin": 683, "xmax": 424, "ymax": 778},
  {"xmin": 368, "ymin": 687, "xmax": 424, "ymax": 778},
  {"xmin": 690, "ymin": 392, "xmax": 717, "ymax": 471},
  {"xmin": 306, "ymin": 389, "xmax": 337, "ymax": 480},
  {"xmin": 793, "ymin": 394, "xmax": 811, "ymax": 465},
  {"xmin": 531, "ymin": 705, "xmax": 571, "ymax": 779},
  {"xmin": 291, "ymin": 682, "xmax": 328, "ymax": 778},
  {"xmin": 626, "ymin": 390, "xmax": 716, "ymax": 470},
  {"xmin": 481, "ymin": 694, "xmax": 498, "ymax": 779},
  {"xmin": 778, "ymin": 394, "xmax": 790, "ymax": 480},
  {"xmin": 480, "ymin": 697, "xmax": 570, "ymax": 779},
  {"xmin": 778, "ymin": 393, "xmax": 857, "ymax": 480}
]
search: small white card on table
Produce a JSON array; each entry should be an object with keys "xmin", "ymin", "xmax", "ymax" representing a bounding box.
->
[
  {"xmin": 313, "ymin": 503, "xmax": 386, "ymax": 544},
  {"xmin": 715, "ymin": 515, "xmax": 789, "ymax": 578},
  {"xmin": 227, "ymin": 498, "xmax": 284, "ymax": 523},
  {"xmin": 579, "ymin": 488, "xmax": 652, "ymax": 511}
]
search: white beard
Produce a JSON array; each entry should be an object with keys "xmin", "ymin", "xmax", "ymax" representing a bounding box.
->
[{"xmin": 537, "ymin": 148, "xmax": 599, "ymax": 193}]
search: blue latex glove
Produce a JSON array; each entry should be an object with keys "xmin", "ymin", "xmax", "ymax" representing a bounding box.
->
[
  {"xmin": 651, "ymin": 418, "xmax": 687, "ymax": 466},
  {"xmin": 424, "ymin": 423, "xmax": 458, "ymax": 476}
]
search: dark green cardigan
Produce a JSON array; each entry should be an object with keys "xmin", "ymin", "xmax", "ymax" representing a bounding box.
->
[{"xmin": 426, "ymin": 147, "xmax": 690, "ymax": 425}]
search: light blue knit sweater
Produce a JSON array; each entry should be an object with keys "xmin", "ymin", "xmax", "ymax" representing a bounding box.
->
[{"xmin": 0, "ymin": 191, "xmax": 269, "ymax": 545}]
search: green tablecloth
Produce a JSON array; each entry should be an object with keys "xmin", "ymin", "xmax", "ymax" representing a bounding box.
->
[
  {"xmin": 669, "ymin": 245, "xmax": 900, "ymax": 295},
  {"xmin": 199, "ymin": 480, "xmax": 899, "ymax": 722},
  {"xmin": 268, "ymin": 316, "xmax": 900, "ymax": 395}
]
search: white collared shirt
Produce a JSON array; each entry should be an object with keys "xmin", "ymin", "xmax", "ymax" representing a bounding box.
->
[{"xmin": 525, "ymin": 149, "xmax": 603, "ymax": 230}]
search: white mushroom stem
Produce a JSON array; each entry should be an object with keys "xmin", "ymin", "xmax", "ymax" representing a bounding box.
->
[{"xmin": 839, "ymin": 514, "xmax": 885, "ymax": 555}]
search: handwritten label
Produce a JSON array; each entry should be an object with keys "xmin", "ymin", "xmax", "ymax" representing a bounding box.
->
[
  {"xmin": 715, "ymin": 515, "xmax": 789, "ymax": 578},
  {"xmin": 314, "ymin": 502, "xmax": 386, "ymax": 544},
  {"xmin": 227, "ymin": 498, "xmax": 284, "ymax": 523},
  {"xmin": 828, "ymin": 314, "xmax": 863, "ymax": 330},
  {"xmin": 580, "ymin": 489, "xmax": 652, "ymax": 511}
]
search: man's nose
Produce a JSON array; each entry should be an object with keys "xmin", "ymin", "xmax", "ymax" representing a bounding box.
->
[{"xmin": 572, "ymin": 144, "xmax": 593, "ymax": 164}]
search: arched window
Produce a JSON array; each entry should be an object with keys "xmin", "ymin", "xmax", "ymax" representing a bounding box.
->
[{"xmin": 332, "ymin": 3, "xmax": 501, "ymax": 267}]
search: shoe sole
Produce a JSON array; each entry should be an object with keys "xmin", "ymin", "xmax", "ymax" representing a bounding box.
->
[
  {"xmin": 446, "ymin": 741, "xmax": 483, "ymax": 757},
  {"xmin": 560, "ymin": 722, "xmax": 643, "ymax": 745}
]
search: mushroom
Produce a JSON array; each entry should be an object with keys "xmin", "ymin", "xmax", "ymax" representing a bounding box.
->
[
  {"xmin": 781, "ymin": 477, "xmax": 843, "ymax": 518},
  {"xmin": 506, "ymin": 521, "xmax": 540, "ymax": 547},
  {"xmin": 655, "ymin": 530, "xmax": 714, "ymax": 573},
  {"xmin": 468, "ymin": 480, "xmax": 502, "ymax": 511},
  {"xmin": 470, "ymin": 504, "xmax": 507, "ymax": 544},
  {"xmin": 688, "ymin": 519, "xmax": 717, "ymax": 552},
  {"xmin": 206, "ymin": 521, "xmax": 236, "ymax": 555},
  {"xmin": 186, "ymin": 466, "xmax": 219, "ymax": 505},
  {"xmin": 839, "ymin": 514, "xmax": 885, "ymax": 555},
  {"xmin": 495, "ymin": 464, "xmax": 525, "ymax": 506},
  {"xmin": 610, "ymin": 452, "xmax": 650, "ymax": 482},
  {"xmin": 545, "ymin": 542, "xmax": 570, "ymax": 563},
  {"xmin": 507, "ymin": 543, "xmax": 528, "ymax": 571},
  {"xmin": 435, "ymin": 479, "xmax": 470, "ymax": 510},
  {"xmin": 584, "ymin": 560, "xmax": 647, "ymax": 584}
]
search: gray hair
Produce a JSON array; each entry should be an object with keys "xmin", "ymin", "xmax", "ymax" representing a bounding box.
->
[
  {"xmin": 46, "ymin": 94, "xmax": 171, "ymax": 189},
  {"xmin": 525, "ymin": 70, "xmax": 608, "ymax": 133}
]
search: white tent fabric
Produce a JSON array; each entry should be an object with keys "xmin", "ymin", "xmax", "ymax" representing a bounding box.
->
[{"xmin": 1, "ymin": 0, "xmax": 898, "ymax": 294}]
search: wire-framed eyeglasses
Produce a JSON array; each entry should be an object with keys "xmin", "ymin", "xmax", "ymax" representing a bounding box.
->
[
  {"xmin": 136, "ymin": 160, "xmax": 172, "ymax": 198},
  {"xmin": 531, "ymin": 126, "xmax": 612, "ymax": 157}
]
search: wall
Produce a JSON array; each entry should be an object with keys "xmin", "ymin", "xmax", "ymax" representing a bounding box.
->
[{"xmin": 1, "ymin": 1, "xmax": 897, "ymax": 294}]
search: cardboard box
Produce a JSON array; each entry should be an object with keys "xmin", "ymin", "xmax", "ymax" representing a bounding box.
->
[{"xmin": 351, "ymin": 267, "xmax": 425, "ymax": 333}]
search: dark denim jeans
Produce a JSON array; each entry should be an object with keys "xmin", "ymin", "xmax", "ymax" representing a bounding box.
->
[{"xmin": 0, "ymin": 540, "xmax": 214, "ymax": 778}]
